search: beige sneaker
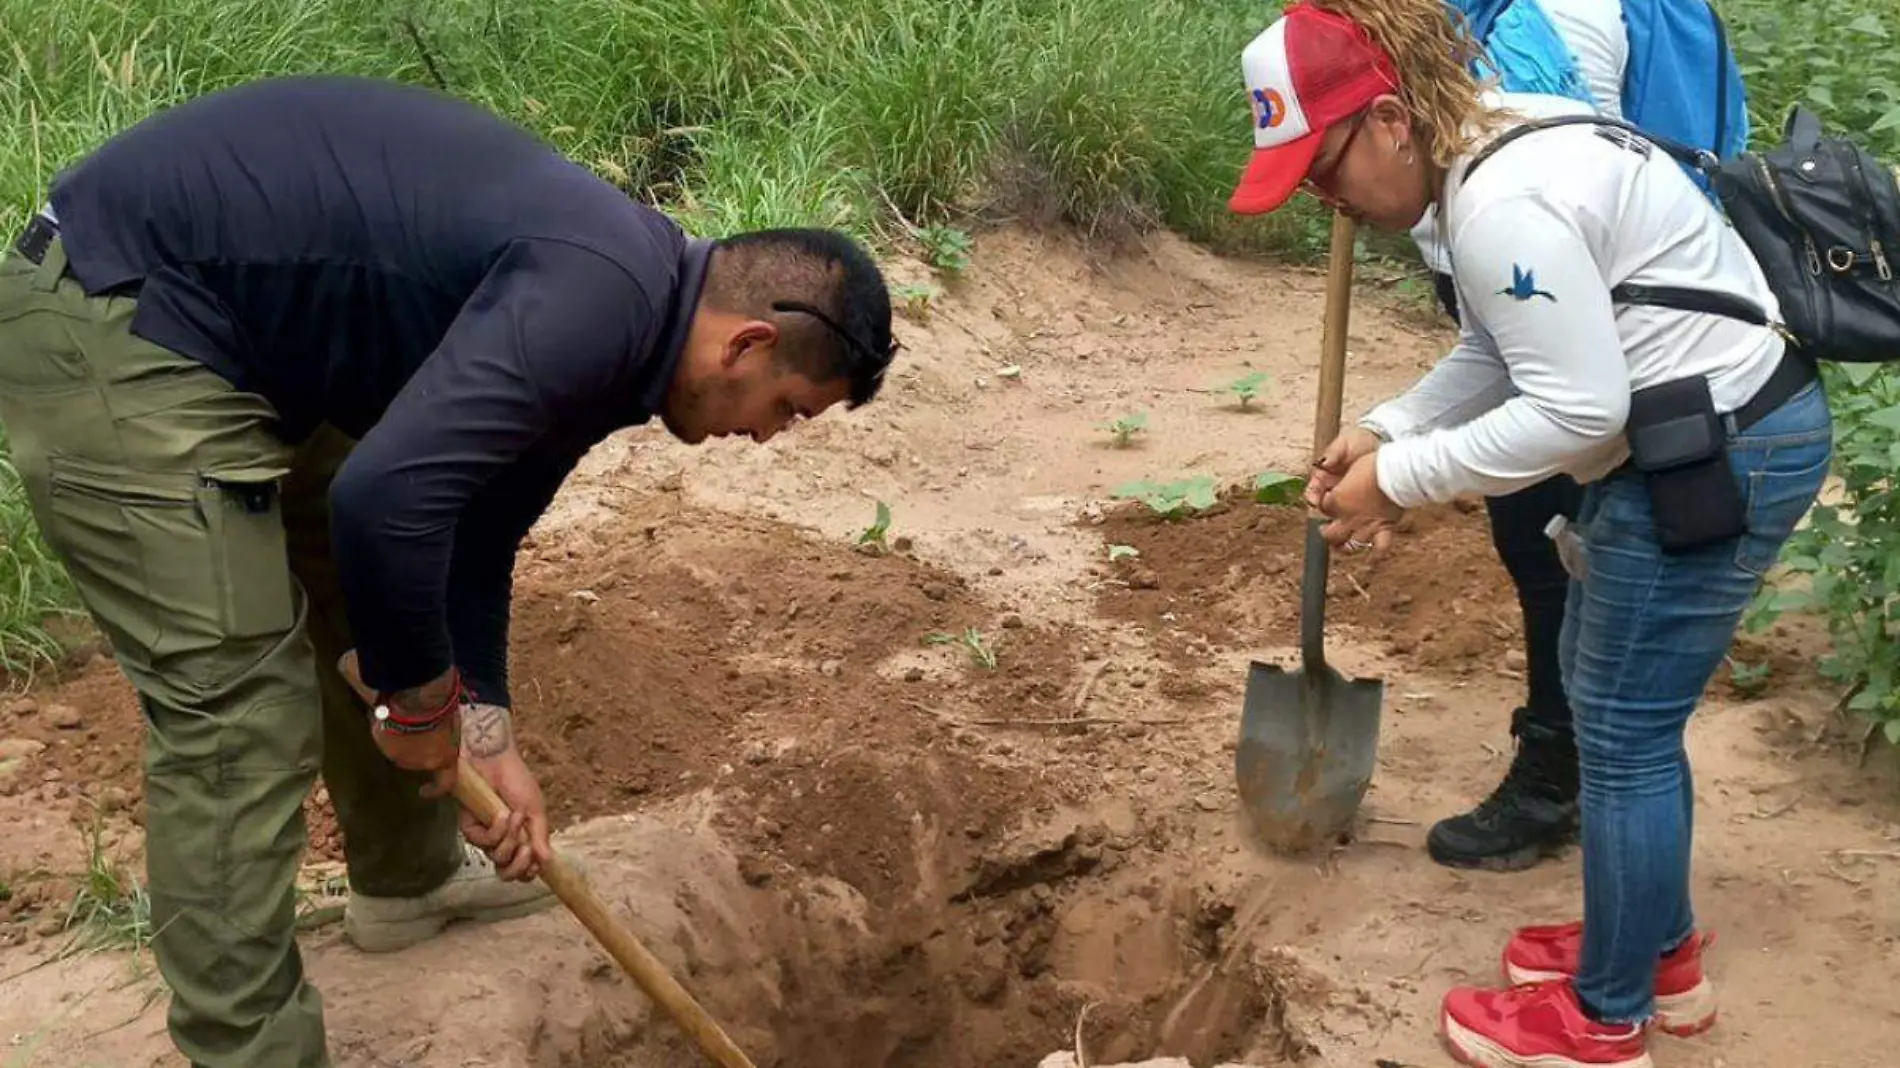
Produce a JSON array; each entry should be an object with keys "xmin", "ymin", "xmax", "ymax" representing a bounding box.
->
[{"xmin": 344, "ymin": 842, "xmax": 558, "ymax": 953}]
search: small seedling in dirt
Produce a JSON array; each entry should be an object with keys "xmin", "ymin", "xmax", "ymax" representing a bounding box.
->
[
  {"xmin": 893, "ymin": 281, "xmax": 942, "ymax": 323},
  {"xmin": 920, "ymin": 225, "xmax": 974, "ymax": 275},
  {"xmin": 856, "ymin": 500, "xmax": 893, "ymax": 552},
  {"xmin": 1252, "ymin": 471, "xmax": 1307, "ymax": 506},
  {"xmin": 1098, "ymin": 411, "xmax": 1148, "ymax": 447},
  {"xmin": 1727, "ymin": 657, "xmax": 1771, "ymax": 697},
  {"xmin": 1218, "ymin": 371, "xmax": 1271, "ymax": 410},
  {"xmin": 50, "ymin": 820, "xmax": 160, "ymax": 961},
  {"xmin": 925, "ymin": 627, "xmax": 998, "ymax": 670},
  {"xmin": 1111, "ymin": 476, "xmax": 1219, "ymax": 520},
  {"xmin": 1107, "ymin": 544, "xmax": 1140, "ymax": 562}
]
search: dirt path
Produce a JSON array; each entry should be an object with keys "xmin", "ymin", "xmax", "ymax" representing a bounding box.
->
[{"xmin": 1, "ymin": 228, "xmax": 1895, "ymax": 1067}]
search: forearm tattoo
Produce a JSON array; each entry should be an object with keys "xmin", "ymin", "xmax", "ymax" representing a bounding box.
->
[{"xmin": 463, "ymin": 703, "xmax": 516, "ymax": 759}]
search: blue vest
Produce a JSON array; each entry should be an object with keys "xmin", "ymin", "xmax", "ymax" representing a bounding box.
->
[
  {"xmin": 1448, "ymin": 0, "xmax": 1751, "ymax": 193},
  {"xmin": 1453, "ymin": 0, "xmax": 1598, "ymax": 105}
]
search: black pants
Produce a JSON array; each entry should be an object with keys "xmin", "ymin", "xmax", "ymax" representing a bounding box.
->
[{"xmin": 1435, "ymin": 272, "xmax": 1581, "ymax": 736}]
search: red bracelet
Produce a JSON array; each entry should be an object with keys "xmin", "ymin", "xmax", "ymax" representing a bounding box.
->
[{"xmin": 373, "ymin": 668, "xmax": 466, "ymax": 734}]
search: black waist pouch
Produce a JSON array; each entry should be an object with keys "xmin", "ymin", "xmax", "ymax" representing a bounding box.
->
[{"xmin": 1625, "ymin": 375, "xmax": 1747, "ymax": 553}]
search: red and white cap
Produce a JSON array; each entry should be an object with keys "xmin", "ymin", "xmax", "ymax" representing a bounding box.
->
[{"xmin": 1229, "ymin": 3, "xmax": 1401, "ymax": 215}]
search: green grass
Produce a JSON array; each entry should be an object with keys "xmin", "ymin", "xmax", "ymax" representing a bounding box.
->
[
  {"xmin": 0, "ymin": 449, "xmax": 73, "ymax": 676},
  {"xmin": 0, "ymin": 0, "xmax": 1321, "ymax": 249},
  {"xmin": 52, "ymin": 819, "xmax": 159, "ymax": 959},
  {"xmin": 0, "ymin": 0, "xmax": 1897, "ymax": 699}
]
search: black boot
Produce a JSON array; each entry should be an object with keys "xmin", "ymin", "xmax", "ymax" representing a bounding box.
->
[{"xmin": 1427, "ymin": 707, "xmax": 1580, "ymax": 871}]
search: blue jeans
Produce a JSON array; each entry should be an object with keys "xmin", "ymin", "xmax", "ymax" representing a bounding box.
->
[{"xmin": 1559, "ymin": 376, "xmax": 1832, "ymax": 1023}]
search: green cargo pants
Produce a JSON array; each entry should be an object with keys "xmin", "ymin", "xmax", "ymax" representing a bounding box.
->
[{"xmin": 0, "ymin": 238, "xmax": 464, "ymax": 1067}]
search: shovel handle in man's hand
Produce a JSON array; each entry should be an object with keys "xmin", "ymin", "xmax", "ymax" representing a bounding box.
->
[{"xmin": 335, "ymin": 651, "xmax": 759, "ymax": 1068}]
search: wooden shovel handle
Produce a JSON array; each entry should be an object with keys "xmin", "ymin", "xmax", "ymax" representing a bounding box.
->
[
  {"xmin": 449, "ymin": 761, "xmax": 758, "ymax": 1068},
  {"xmin": 336, "ymin": 652, "xmax": 756, "ymax": 1068},
  {"xmin": 1313, "ymin": 210, "xmax": 1358, "ymax": 457}
]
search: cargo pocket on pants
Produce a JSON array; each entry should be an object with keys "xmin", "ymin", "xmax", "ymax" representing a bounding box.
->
[
  {"xmin": 197, "ymin": 468, "xmax": 297, "ymax": 641},
  {"xmin": 43, "ymin": 457, "xmax": 295, "ymax": 682}
]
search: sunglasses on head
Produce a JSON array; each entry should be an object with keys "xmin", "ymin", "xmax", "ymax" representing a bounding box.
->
[{"xmin": 772, "ymin": 300, "xmax": 904, "ymax": 371}]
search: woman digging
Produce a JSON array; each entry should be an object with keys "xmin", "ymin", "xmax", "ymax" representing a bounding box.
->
[{"xmin": 1223, "ymin": 2, "xmax": 1832, "ymax": 1067}]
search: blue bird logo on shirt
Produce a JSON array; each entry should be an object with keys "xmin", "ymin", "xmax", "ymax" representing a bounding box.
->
[{"xmin": 1498, "ymin": 264, "xmax": 1557, "ymax": 303}]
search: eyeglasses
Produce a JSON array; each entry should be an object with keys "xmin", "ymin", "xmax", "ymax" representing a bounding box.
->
[
  {"xmin": 772, "ymin": 300, "xmax": 904, "ymax": 369},
  {"xmin": 1301, "ymin": 111, "xmax": 1367, "ymax": 208}
]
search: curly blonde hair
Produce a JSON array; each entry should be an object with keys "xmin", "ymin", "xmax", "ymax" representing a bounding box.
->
[{"xmin": 1312, "ymin": 0, "xmax": 1498, "ymax": 169}]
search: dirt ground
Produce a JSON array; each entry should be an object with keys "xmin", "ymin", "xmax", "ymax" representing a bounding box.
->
[{"xmin": 2, "ymin": 228, "xmax": 1896, "ymax": 1068}]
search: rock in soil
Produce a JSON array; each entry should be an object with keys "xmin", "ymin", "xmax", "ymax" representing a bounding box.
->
[
  {"xmin": 46, "ymin": 704, "xmax": 84, "ymax": 730},
  {"xmin": 0, "ymin": 739, "xmax": 46, "ymax": 762}
]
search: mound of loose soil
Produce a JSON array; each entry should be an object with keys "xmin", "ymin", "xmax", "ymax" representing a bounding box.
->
[
  {"xmin": 3, "ymin": 496, "xmax": 1083, "ymax": 909},
  {"xmin": 1095, "ymin": 494, "xmax": 1518, "ymax": 676},
  {"xmin": 505, "ymin": 499, "xmax": 1083, "ymax": 912}
]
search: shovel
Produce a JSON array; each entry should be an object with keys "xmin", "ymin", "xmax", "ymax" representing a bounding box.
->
[
  {"xmin": 1234, "ymin": 211, "xmax": 1386, "ymax": 855},
  {"xmin": 337, "ymin": 653, "xmax": 759, "ymax": 1068}
]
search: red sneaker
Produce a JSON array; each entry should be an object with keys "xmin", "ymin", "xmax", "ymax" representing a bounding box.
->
[
  {"xmin": 1501, "ymin": 922, "xmax": 1717, "ymax": 1036},
  {"xmin": 1441, "ymin": 980, "xmax": 1651, "ymax": 1068}
]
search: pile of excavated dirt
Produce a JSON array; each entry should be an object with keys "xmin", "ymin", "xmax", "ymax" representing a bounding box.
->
[
  {"xmin": 1094, "ymin": 493, "xmax": 1518, "ymax": 677},
  {"xmin": 0, "ymin": 498, "xmax": 1345, "ymax": 1067}
]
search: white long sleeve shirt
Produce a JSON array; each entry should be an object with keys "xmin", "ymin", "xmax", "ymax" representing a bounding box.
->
[
  {"xmin": 1411, "ymin": 93, "xmax": 1599, "ymax": 272},
  {"xmin": 1362, "ymin": 106, "xmax": 1787, "ymax": 509}
]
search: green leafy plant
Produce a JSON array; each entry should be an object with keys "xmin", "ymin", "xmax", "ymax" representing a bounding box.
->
[
  {"xmin": 1098, "ymin": 411, "xmax": 1148, "ymax": 447},
  {"xmin": 926, "ymin": 626, "xmax": 997, "ymax": 670},
  {"xmin": 893, "ymin": 281, "xmax": 942, "ymax": 323},
  {"xmin": 920, "ymin": 225, "xmax": 974, "ymax": 275},
  {"xmin": 1252, "ymin": 471, "xmax": 1307, "ymax": 505},
  {"xmin": 1743, "ymin": 362, "xmax": 1900, "ymax": 738},
  {"xmin": 47, "ymin": 820, "xmax": 160, "ymax": 960},
  {"xmin": 1111, "ymin": 475, "xmax": 1219, "ymax": 520},
  {"xmin": 1711, "ymin": 0, "xmax": 1900, "ymax": 748},
  {"xmin": 857, "ymin": 500, "xmax": 893, "ymax": 551},
  {"xmin": 1727, "ymin": 658, "xmax": 1772, "ymax": 698},
  {"xmin": 1219, "ymin": 371, "xmax": 1271, "ymax": 410},
  {"xmin": 1107, "ymin": 544, "xmax": 1140, "ymax": 562}
]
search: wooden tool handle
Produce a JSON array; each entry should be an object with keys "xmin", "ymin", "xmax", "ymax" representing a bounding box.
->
[
  {"xmin": 451, "ymin": 760, "xmax": 758, "ymax": 1068},
  {"xmin": 332, "ymin": 654, "xmax": 755, "ymax": 1068},
  {"xmin": 1313, "ymin": 211, "xmax": 1359, "ymax": 457}
]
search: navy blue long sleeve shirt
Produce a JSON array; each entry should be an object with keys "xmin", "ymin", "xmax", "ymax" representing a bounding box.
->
[{"xmin": 45, "ymin": 74, "xmax": 711, "ymax": 706}]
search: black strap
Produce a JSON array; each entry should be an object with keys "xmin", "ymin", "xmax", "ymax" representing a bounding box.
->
[
  {"xmin": 1461, "ymin": 115, "xmax": 1787, "ymax": 335},
  {"xmin": 1609, "ymin": 282, "xmax": 1770, "ymax": 327},
  {"xmin": 1728, "ymin": 350, "xmax": 1819, "ymax": 434},
  {"xmin": 1463, "ymin": 113, "xmax": 1718, "ymax": 184}
]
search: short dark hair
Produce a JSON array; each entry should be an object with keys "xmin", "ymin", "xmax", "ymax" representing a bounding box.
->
[{"xmin": 701, "ymin": 228, "xmax": 897, "ymax": 407}]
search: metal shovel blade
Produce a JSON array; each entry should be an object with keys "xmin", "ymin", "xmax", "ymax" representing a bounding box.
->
[{"xmin": 1235, "ymin": 520, "xmax": 1385, "ymax": 854}]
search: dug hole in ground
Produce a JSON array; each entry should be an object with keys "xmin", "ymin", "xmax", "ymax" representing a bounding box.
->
[{"xmin": 1, "ymin": 230, "xmax": 1896, "ymax": 1068}]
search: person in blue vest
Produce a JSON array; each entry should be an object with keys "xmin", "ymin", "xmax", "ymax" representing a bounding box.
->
[{"xmin": 1398, "ymin": 0, "xmax": 1752, "ymax": 874}]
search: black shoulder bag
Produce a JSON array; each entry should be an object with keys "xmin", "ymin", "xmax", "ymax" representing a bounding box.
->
[{"xmin": 1464, "ymin": 106, "xmax": 1900, "ymax": 365}]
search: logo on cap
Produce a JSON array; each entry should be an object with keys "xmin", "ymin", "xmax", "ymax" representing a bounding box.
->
[{"xmin": 1250, "ymin": 87, "xmax": 1288, "ymax": 130}]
